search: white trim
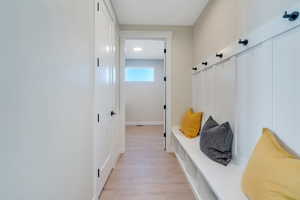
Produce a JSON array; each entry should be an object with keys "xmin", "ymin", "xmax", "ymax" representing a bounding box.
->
[
  {"xmin": 125, "ymin": 121, "xmax": 164, "ymax": 126},
  {"xmin": 103, "ymin": 0, "xmax": 117, "ymax": 22},
  {"xmin": 120, "ymin": 31, "xmax": 173, "ymax": 40},
  {"xmin": 92, "ymin": 195, "xmax": 99, "ymax": 200},
  {"xmin": 100, "ymin": 154, "xmax": 113, "ymax": 184},
  {"xmin": 193, "ymin": 2, "xmax": 300, "ymax": 73},
  {"xmin": 175, "ymin": 153, "xmax": 203, "ymax": 200},
  {"xmin": 92, "ymin": 0, "xmax": 97, "ymax": 199},
  {"xmin": 120, "ymin": 31, "xmax": 173, "ymax": 152}
]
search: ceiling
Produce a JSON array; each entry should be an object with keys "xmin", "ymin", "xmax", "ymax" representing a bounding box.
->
[
  {"xmin": 111, "ymin": 0, "xmax": 208, "ymax": 26},
  {"xmin": 125, "ymin": 40, "xmax": 165, "ymax": 60}
]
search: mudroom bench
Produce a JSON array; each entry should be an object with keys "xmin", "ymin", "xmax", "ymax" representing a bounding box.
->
[{"xmin": 172, "ymin": 127, "xmax": 248, "ymax": 200}]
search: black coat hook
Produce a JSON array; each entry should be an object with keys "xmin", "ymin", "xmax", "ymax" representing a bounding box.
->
[
  {"xmin": 216, "ymin": 53, "xmax": 223, "ymax": 58},
  {"xmin": 192, "ymin": 67, "xmax": 197, "ymax": 71},
  {"xmin": 283, "ymin": 11, "xmax": 299, "ymax": 21},
  {"xmin": 202, "ymin": 62, "xmax": 208, "ymax": 66},
  {"xmin": 238, "ymin": 39, "xmax": 248, "ymax": 46}
]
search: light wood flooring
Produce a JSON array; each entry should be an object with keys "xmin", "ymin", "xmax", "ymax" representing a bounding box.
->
[{"xmin": 100, "ymin": 125, "xmax": 195, "ymax": 200}]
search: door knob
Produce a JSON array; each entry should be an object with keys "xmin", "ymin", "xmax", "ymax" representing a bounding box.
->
[{"xmin": 110, "ymin": 111, "xmax": 116, "ymax": 116}]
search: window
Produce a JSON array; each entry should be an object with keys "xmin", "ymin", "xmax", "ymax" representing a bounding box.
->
[{"xmin": 125, "ymin": 67, "xmax": 155, "ymax": 82}]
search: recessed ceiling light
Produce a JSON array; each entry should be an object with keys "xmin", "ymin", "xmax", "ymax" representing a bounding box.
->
[{"xmin": 133, "ymin": 47, "xmax": 143, "ymax": 52}]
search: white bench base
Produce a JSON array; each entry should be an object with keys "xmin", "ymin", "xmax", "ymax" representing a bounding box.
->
[{"xmin": 172, "ymin": 127, "xmax": 248, "ymax": 200}]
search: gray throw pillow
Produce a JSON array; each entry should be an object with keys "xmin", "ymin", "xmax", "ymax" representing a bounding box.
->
[
  {"xmin": 200, "ymin": 116, "xmax": 233, "ymax": 166},
  {"xmin": 201, "ymin": 116, "xmax": 218, "ymax": 132}
]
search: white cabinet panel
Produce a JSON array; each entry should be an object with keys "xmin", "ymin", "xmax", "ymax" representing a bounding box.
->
[
  {"xmin": 273, "ymin": 27, "xmax": 300, "ymax": 156},
  {"xmin": 236, "ymin": 41, "xmax": 273, "ymax": 163}
]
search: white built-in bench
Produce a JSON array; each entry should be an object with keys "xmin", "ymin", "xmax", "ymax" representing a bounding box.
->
[{"xmin": 172, "ymin": 126, "xmax": 248, "ymax": 200}]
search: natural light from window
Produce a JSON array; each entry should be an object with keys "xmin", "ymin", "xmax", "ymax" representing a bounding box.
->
[{"xmin": 125, "ymin": 67, "xmax": 155, "ymax": 82}]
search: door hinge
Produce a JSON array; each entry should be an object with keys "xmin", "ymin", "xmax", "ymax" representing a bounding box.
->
[
  {"xmin": 97, "ymin": 114, "xmax": 100, "ymax": 123},
  {"xmin": 163, "ymin": 76, "xmax": 167, "ymax": 82},
  {"xmin": 97, "ymin": 58, "xmax": 100, "ymax": 67},
  {"xmin": 163, "ymin": 105, "xmax": 166, "ymax": 110},
  {"xmin": 97, "ymin": 2, "xmax": 100, "ymax": 12},
  {"xmin": 97, "ymin": 168, "xmax": 100, "ymax": 178},
  {"xmin": 164, "ymin": 48, "xmax": 167, "ymax": 54}
]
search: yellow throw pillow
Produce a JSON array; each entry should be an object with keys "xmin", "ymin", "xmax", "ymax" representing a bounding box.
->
[
  {"xmin": 242, "ymin": 128, "xmax": 300, "ymax": 200},
  {"xmin": 180, "ymin": 108, "xmax": 193, "ymax": 131},
  {"xmin": 180, "ymin": 108, "xmax": 203, "ymax": 138}
]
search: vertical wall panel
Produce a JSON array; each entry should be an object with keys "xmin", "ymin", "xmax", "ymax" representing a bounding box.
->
[
  {"xmin": 195, "ymin": 72, "xmax": 203, "ymax": 113},
  {"xmin": 199, "ymin": 71, "xmax": 206, "ymax": 113},
  {"xmin": 214, "ymin": 58, "xmax": 236, "ymax": 127},
  {"xmin": 273, "ymin": 27, "xmax": 300, "ymax": 156},
  {"xmin": 192, "ymin": 24, "xmax": 300, "ymax": 164},
  {"xmin": 203, "ymin": 67, "xmax": 216, "ymax": 123},
  {"xmin": 192, "ymin": 73, "xmax": 200, "ymax": 111},
  {"xmin": 235, "ymin": 41, "xmax": 273, "ymax": 163}
]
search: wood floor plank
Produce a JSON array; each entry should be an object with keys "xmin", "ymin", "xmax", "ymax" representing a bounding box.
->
[{"xmin": 100, "ymin": 125, "xmax": 195, "ymax": 200}]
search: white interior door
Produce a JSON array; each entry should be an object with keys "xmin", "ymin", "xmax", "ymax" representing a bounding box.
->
[{"xmin": 94, "ymin": 0, "xmax": 103, "ymax": 193}]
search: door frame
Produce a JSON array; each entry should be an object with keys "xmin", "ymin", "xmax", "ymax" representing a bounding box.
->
[{"xmin": 119, "ymin": 31, "xmax": 173, "ymax": 152}]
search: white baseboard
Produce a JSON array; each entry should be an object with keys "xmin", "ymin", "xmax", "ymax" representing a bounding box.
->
[
  {"xmin": 95, "ymin": 154, "xmax": 113, "ymax": 200},
  {"xmin": 126, "ymin": 121, "xmax": 164, "ymax": 126},
  {"xmin": 92, "ymin": 195, "xmax": 99, "ymax": 200},
  {"xmin": 101, "ymin": 154, "xmax": 113, "ymax": 185},
  {"xmin": 112, "ymin": 148, "xmax": 122, "ymax": 169},
  {"xmin": 175, "ymin": 153, "xmax": 202, "ymax": 200}
]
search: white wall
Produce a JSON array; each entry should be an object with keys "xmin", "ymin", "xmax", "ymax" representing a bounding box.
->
[
  {"xmin": 125, "ymin": 59, "xmax": 164, "ymax": 124},
  {"xmin": 0, "ymin": 1, "xmax": 95, "ymax": 199},
  {"xmin": 120, "ymin": 25, "xmax": 193, "ymax": 126}
]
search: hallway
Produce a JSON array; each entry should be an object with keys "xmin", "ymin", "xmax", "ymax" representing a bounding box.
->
[{"xmin": 100, "ymin": 125, "xmax": 195, "ymax": 200}]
